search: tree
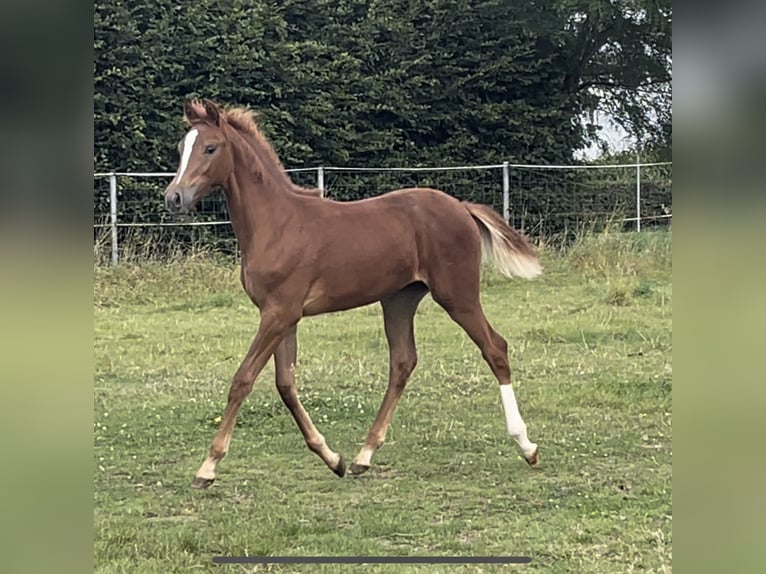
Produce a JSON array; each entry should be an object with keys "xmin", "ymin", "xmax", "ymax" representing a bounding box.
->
[
  {"xmin": 556, "ymin": 0, "xmax": 672, "ymax": 156},
  {"xmin": 94, "ymin": 0, "xmax": 672, "ymax": 172}
]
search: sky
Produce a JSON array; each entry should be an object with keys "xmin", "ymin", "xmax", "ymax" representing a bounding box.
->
[{"xmin": 575, "ymin": 112, "xmax": 635, "ymax": 161}]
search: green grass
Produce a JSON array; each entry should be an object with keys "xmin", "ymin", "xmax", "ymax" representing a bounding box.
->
[{"xmin": 94, "ymin": 231, "xmax": 672, "ymax": 573}]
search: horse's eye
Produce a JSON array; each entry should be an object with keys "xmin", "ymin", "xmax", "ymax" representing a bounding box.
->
[{"xmin": 204, "ymin": 144, "xmax": 217, "ymax": 154}]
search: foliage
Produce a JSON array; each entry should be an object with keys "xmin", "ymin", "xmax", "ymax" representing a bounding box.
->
[
  {"xmin": 94, "ymin": 0, "xmax": 672, "ymax": 174},
  {"xmin": 555, "ymin": 0, "xmax": 672, "ymax": 155}
]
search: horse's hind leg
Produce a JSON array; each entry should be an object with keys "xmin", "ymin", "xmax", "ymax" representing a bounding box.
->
[
  {"xmin": 434, "ymin": 293, "xmax": 539, "ymax": 466},
  {"xmin": 349, "ymin": 283, "xmax": 428, "ymax": 475},
  {"xmin": 274, "ymin": 325, "xmax": 345, "ymax": 477}
]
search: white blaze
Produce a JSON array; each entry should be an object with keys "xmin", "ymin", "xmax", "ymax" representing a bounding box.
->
[
  {"xmin": 499, "ymin": 384, "xmax": 537, "ymax": 457},
  {"xmin": 173, "ymin": 128, "xmax": 199, "ymax": 184}
]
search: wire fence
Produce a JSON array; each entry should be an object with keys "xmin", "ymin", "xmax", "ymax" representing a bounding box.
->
[{"xmin": 93, "ymin": 161, "xmax": 672, "ymax": 264}]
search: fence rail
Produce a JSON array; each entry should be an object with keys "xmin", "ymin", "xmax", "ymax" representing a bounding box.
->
[{"xmin": 94, "ymin": 161, "xmax": 672, "ymax": 264}]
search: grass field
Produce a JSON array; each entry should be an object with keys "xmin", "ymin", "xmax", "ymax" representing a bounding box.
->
[{"xmin": 94, "ymin": 230, "xmax": 672, "ymax": 573}]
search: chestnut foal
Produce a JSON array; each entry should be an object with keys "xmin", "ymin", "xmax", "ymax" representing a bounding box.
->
[{"xmin": 164, "ymin": 100, "xmax": 541, "ymax": 489}]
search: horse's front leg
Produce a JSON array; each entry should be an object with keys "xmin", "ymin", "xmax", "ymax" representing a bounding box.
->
[
  {"xmin": 192, "ymin": 309, "xmax": 295, "ymax": 489},
  {"xmin": 274, "ymin": 325, "xmax": 345, "ymax": 476}
]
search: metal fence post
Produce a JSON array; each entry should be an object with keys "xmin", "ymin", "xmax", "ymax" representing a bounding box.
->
[
  {"xmin": 635, "ymin": 155, "xmax": 641, "ymax": 232},
  {"xmin": 502, "ymin": 161, "xmax": 510, "ymax": 223},
  {"xmin": 317, "ymin": 166, "xmax": 325, "ymax": 197},
  {"xmin": 109, "ymin": 173, "xmax": 119, "ymax": 265}
]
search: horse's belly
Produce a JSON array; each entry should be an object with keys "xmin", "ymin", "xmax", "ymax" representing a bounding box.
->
[{"xmin": 302, "ymin": 256, "xmax": 419, "ymax": 316}]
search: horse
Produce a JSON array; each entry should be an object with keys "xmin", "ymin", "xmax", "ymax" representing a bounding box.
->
[{"xmin": 164, "ymin": 99, "xmax": 542, "ymax": 489}]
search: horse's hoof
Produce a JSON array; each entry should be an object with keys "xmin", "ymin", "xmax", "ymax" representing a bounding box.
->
[
  {"xmin": 348, "ymin": 462, "xmax": 370, "ymax": 476},
  {"xmin": 525, "ymin": 447, "xmax": 540, "ymax": 467},
  {"xmin": 191, "ymin": 476, "xmax": 215, "ymax": 489},
  {"xmin": 332, "ymin": 456, "xmax": 346, "ymax": 478}
]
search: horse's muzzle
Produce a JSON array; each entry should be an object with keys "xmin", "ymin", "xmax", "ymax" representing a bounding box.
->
[
  {"xmin": 164, "ymin": 184, "xmax": 197, "ymax": 214},
  {"xmin": 166, "ymin": 191, "xmax": 183, "ymax": 212}
]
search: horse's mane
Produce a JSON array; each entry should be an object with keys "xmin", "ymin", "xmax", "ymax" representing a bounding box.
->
[
  {"xmin": 223, "ymin": 107, "xmax": 287, "ymax": 172},
  {"xmin": 185, "ymin": 101, "xmax": 322, "ymax": 197}
]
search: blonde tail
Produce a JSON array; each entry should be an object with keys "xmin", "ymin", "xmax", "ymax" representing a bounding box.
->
[{"xmin": 464, "ymin": 203, "xmax": 542, "ymax": 279}]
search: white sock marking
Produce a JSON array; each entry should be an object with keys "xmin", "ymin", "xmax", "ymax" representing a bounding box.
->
[
  {"xmin": 499, "ymin": 384, "xmax": 537, "ymax": 457},
  {"xmin": 173, "ymin": 128, "xmax": 198, "ymax": 184}
]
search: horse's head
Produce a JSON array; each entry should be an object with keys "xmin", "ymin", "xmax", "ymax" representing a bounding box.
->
[{"xmin": 165, "ymin": 99, "xmax": 233, "ymax": 214}]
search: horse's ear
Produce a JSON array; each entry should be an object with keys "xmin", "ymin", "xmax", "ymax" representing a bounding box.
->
[
  {"xmin": 202, "ymin": 99, "xmax": 221, "ymax": 127},
  {"xmin": 183, "ymin": 99, "xmax": 201, "ymax": 125},
  {"xmin": 183, "ymin": 100, "xmax": 196, "ymax": 122}
]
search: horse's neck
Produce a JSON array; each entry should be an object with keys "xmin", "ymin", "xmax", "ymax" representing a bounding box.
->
[
  {"xmin": 224, "ymin": 159, "xmax": 297, "ymax": 258},
  {"xmin": 291, "ymin": 185, "xmax": 323, "ymax": 197}
]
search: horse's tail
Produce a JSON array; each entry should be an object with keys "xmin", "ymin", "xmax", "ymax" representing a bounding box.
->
[{"xmin": 464, "ymin": 202, "xmax": 542, "ymax": 280}]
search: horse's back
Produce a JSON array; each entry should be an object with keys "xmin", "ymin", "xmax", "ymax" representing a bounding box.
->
[
  {"xmin": 322, "ymin": 187, "xmax": 475, "ymax": 229},
  {"xmin": 340, "ymin": 186, "xmax": 460, "ymax": 211}
]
